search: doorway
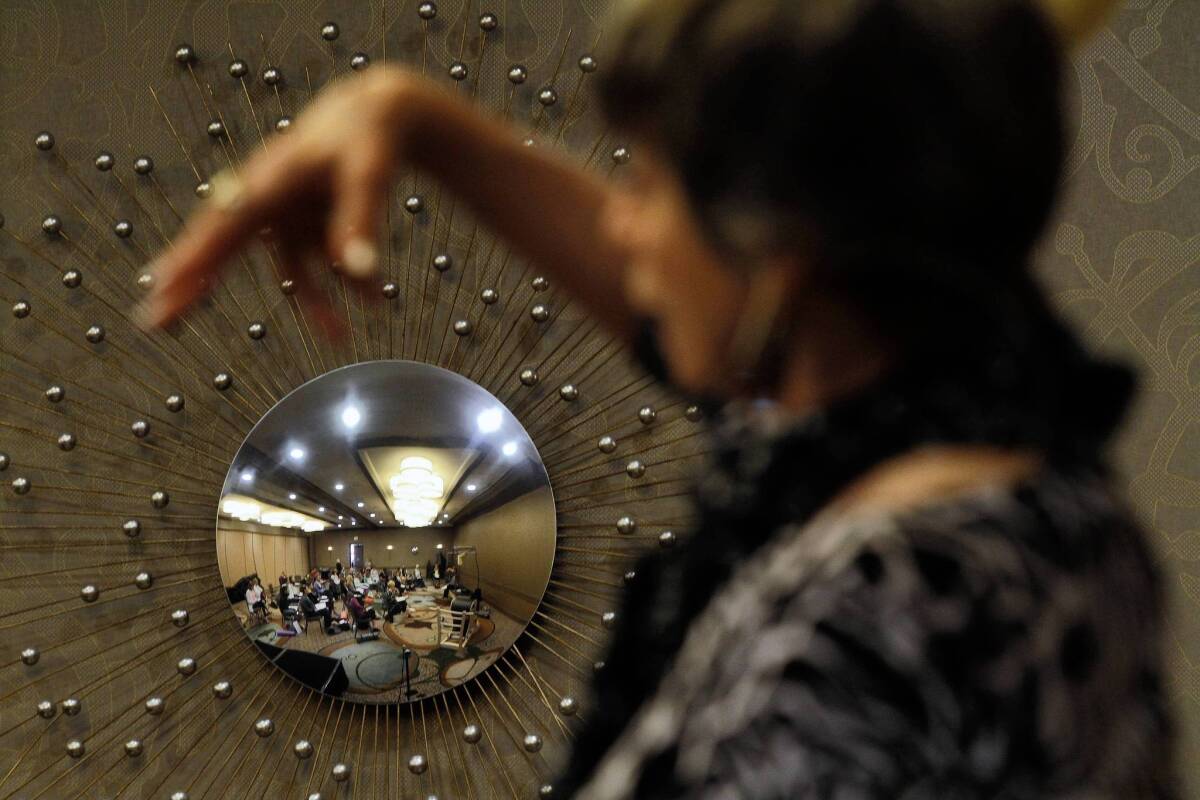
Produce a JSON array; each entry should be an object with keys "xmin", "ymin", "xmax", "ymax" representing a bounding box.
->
[{"xmin": 349, "ymin": 543, "xmax": 364, "ymax": 571}]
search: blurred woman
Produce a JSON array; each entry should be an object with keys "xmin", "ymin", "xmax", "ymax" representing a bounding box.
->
[{"xmin": 143, "ymin": 0, "xmax": 1176, "ymax": 796}]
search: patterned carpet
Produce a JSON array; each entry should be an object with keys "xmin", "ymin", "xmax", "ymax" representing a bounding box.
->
[{"xmin": 246, "ymin": 591, "xmax": 519, "ymax": 702}]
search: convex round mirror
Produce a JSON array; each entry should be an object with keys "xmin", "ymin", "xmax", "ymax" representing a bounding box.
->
[{"xmin": 216, "ymin": 361, "xmax": 556, "ymax": 703}]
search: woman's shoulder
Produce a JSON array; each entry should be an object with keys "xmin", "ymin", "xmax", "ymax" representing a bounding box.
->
[
  {"xmin": 834, "ymin": 460, "xmax": 1163, "ymax": 603},
  {"xmin": 585, "ymin": 463, "xmax": 1174, "ymax": 797},
  {"xmin": 787, "ymin": 459, "xmax": 1166, "ymax": 655},
  {"xmin": 758, "ymin": 461, "xmax": 1173, "ymax": 792}
]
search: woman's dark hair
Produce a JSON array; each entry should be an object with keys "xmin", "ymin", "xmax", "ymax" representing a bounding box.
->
[
  {"xmin": 599, "ymin": 0, "xmax": 1064, "ymax": 262},
  {"xmin": 598, "ymin": 0, "xmax": 1133, "ymax": 454}
]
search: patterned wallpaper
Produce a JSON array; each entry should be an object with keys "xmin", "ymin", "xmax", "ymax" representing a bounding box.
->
[{"xmin": 1039, "ymin": 2, "xmax": 1198, "ymax": 789}]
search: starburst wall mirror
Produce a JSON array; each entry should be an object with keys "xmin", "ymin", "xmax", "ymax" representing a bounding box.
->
[
  {"xmin": 218, "ymin": 360, "xmax": 556, "ymax": 703},
  {"xmin": 0, "ymin": 2, "xmax": 707, "ymax": 797}
]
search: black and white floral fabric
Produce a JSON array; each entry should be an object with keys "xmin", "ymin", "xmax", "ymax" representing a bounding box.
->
[
  {"xmin": 554, "ymin": 326, "xmax": 1178, "ymax": 798},
  {"xmin": 574, "ymin": 465, "xmax": 1174, "ymax": 799}
]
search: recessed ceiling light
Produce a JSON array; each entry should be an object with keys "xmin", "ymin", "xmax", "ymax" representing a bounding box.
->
[
  {"xmin": 334, "ymin": 482, "xmax": 344, "ymax": 492},
  {"xmin": 356, "ymin": 501, "xmax": 364, "ymax": 508},
  {"xmin": 341, "ymin": 405, "xmax": 361, "ymax": 428},
  {"xmin": 476, "ymin": 407, "xmax": 502, "ymax": 433},
  {"xmin": 318, "ymin": 506, "xmax": 325, "ymax": 513},
  {"xmin": 502, "ymin": 441, "xmax": 518, "ymax": 457},
  {"xmin": 338, "ymin": 515, "xmax": 344, "ymax": 520},
  {"xmin": 289, "ymin": 446, "xmax": 306, "ymax": 461},
  {"xmin": 239, "ymin": 470, "xmax": 254, "ymax": 483},
  {"xmin": 369, "ymin": 512, "xmax": 376, "ymax": 518},
  {"xmin": 288, "ymin": 492, "xmax": 297, "ymax": 500},
  {"xmin": 466, "ymin": 484, "xmax": 477, "ymax": 492}
]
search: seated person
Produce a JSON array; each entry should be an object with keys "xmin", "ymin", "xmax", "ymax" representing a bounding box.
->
[
  {"xmin": 298, "ymin": 584, "xmax": 334, "ymax": 633},
  {"xmin": 347, "ymin": 592, "xmax": 374, "ymax": 623},
  {"xmin": 442, "ymin": 570, "xmax": 463, "ymax": 598},
  {"xmin": 383, "ymin": 580, "xmax": 407, "ymax": 623},
  {"xmin": 244, "ymin": 577, "xmax": 267, "ymax": 623}
]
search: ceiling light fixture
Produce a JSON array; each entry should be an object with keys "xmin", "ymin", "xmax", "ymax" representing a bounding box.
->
[
  {"xmin": 288, "ymin": 492, "xmax": 297, "ymax": 500},
  {"xmin": 502, "ymin": 441, "xmax": 518, "ymax": 458},
  {"xmin": 466, "ymin": 484, "xmax": 477, "ymax": 492},
  {"xmin": 390, "ymin": 456, "xmax": 444, "ymax": 527},
  {"xmin": 289, "ymin": 446, "xmax": 306, "ymax": 461},
  {"xmin": 334, "ymin": 482, "xmax": 344, "ymax": 492},
  {"xmin": 341, "ymin": 405, "xmax": 361, "ymax": 428},
  {"xmin": 221, "ymin": 496, "xmax": 326, "ymax": 533},
  {"xmin": 221, "ymin": 497, "xmax": 260, "ymax": 521},
  {"xmin": 476, "ymin": 407, "xmax": 502, "ymax": 433}
]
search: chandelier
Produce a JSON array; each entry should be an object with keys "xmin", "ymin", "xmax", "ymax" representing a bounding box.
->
[{"xmin": 390, "ymin": 456, "xmax": 444, "ymax": 526}]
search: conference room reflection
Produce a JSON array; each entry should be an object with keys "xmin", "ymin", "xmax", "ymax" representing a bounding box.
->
[{"xmin": 215, "ymin": 361, "xmax": 556, "ymax": 703}]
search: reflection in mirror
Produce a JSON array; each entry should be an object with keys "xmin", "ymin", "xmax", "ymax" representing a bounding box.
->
[{"xmin": 216, "ymin": 361, "xmax": 556, "ymax": 703}]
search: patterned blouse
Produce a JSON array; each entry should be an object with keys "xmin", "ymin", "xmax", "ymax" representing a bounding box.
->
[{"xmin": 555, "ymin": 330, "xmax": 1179, "ymax": 799}]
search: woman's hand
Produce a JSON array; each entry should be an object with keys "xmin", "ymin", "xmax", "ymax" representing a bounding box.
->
[
  {"xmin": 138, "ymin": 67, "xmax": 415, "ymax": 333},
  {"xmin": 138, "ymin": 61, "xmax": 637, "ymax": 342}
]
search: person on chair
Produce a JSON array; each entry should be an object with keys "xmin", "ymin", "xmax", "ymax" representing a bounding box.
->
[
  {"xmin": 347, "ymin": 591, "xmax": 371, "ymax": 622},
  {"xmin": 329, "ymin": 569, "xmax": 343, "ymax": 607},
  {"xmin": 244, "ymin": 577, "xmax": 267, "ymax": 623},
  {"xmin": 299, "ymin": 583, "xmax": 334, "ymax": 634},
  {"xmin": 347, "ymin": 592, "xmax": 376, "ymax": 641},
  {"xmin": 383, "ymin": 580, "xmax": 407, "ymax": 623}
]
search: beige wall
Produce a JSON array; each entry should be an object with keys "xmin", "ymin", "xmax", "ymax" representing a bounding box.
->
[
  {"xmin": 216, "ymin": 523, "xmax": 311, "ymax": 591},
  {"xmin": 308, "ymin": 527, "xmax": 453, "ymax": 572},
  {"xmin": 453, "ymin": 487, "xmax": 556, "ymax": 621}
]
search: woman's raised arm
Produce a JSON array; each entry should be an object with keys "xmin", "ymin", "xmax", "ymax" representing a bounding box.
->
[{"xmin": 139, "ymin": 67, "xmax": 635, "ymax": 340}]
